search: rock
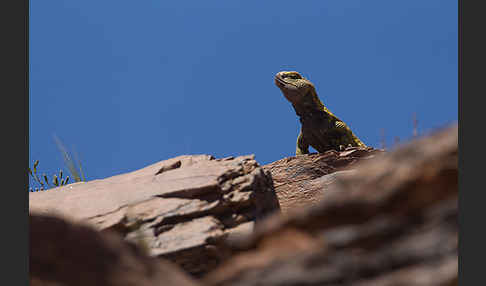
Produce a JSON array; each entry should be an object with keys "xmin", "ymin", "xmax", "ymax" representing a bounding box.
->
[
  {"xmin": 263, "ymin": 147, "xmax": 384, "ymax": 213},
  {"xmin": 203, "ymin": 124, "xmax": 458, "ymax": 286},
  {"xmin": 30, "ymin": 214, "xmax": 198, "ymax": 286},
  {"xmin": 29, "ymin": 154, "xmax": 280, "ymax": 277}
]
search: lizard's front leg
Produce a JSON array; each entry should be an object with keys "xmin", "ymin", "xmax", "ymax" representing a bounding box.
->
[{"xmin": 296, "ymin": 129, "xmax": 309, "ymax": 155}]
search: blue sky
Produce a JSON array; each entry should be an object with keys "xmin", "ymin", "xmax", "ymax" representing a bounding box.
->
[{"xmin": 29, "ymin": 0, "xmax": 457, "ymax": 185}]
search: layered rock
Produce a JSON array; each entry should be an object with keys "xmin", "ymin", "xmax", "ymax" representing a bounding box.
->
[
  {"xmin": 29, "ymin": 155, "xmax": 280, "ymax": 276},
  {"xmin": 203, "ymin": 124, "xmax": 458, "ymax": 286}
]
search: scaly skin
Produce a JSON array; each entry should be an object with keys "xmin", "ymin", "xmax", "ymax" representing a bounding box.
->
[{"xmin": 275, "ymin": 71, "xmax": 366, "ymax": 155}]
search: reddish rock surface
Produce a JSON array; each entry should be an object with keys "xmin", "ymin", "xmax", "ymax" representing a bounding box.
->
[
  {"xmin": 29, "ymin": 154, "xmax": 280, "ymax": 276},
  {"xmin": 203, "ymin": 124, "xmax": 458, "ymax": 286},
  {"xmin": 263, "ymin": 147, "xmax": 384, "ymax": 213}
]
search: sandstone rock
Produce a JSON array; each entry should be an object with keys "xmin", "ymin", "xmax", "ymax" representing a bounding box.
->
[
  {"xmin": 30, "ymin": 214, "xmax": 198, "ymax": 286},
  {"xmin": 29, "ymin": 154, "xmax": 280, "ymax": 276},
  {"xmin": 263, "ymin": 147, "xmax": 384, "ymax": 213},
  {"xmin": 203, "ymin": 124, "xmax": 458, "ymax": 286}
]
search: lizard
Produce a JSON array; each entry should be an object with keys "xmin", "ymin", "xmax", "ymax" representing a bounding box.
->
[{"xmin": 274, "ymin": 71, "xmax": 367, "ymax": 155}]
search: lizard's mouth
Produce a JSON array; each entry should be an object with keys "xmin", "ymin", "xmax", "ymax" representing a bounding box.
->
[
  {"xmin": 275, "ymin": 75, "xmax": 299, "ymax": 92},
  {"xmin": 274, "ymin": 74, "xmax": 294, "ymax": 89},
  {"xmin": 275, "ymin": 75, "xmax": 301, "ymax": 104},
  {"xmin": 274, "ymin": 76, "xmax": 286, "ymax": 88}
]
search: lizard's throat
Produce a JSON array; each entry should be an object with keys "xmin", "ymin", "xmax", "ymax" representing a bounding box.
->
[{"xmin": 292, "ymin": 103, "xmax": 326, "ymax": 121}]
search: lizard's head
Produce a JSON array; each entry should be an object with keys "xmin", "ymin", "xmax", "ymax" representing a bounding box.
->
[{"xmin": 274, "ymin": 71, "xmax": 316, "ymax": 105}]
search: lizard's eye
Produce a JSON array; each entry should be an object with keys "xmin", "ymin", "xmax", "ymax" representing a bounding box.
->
[{"xmin": 283, "ymin": 73, "xmax": 302, "ymax": 80}]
